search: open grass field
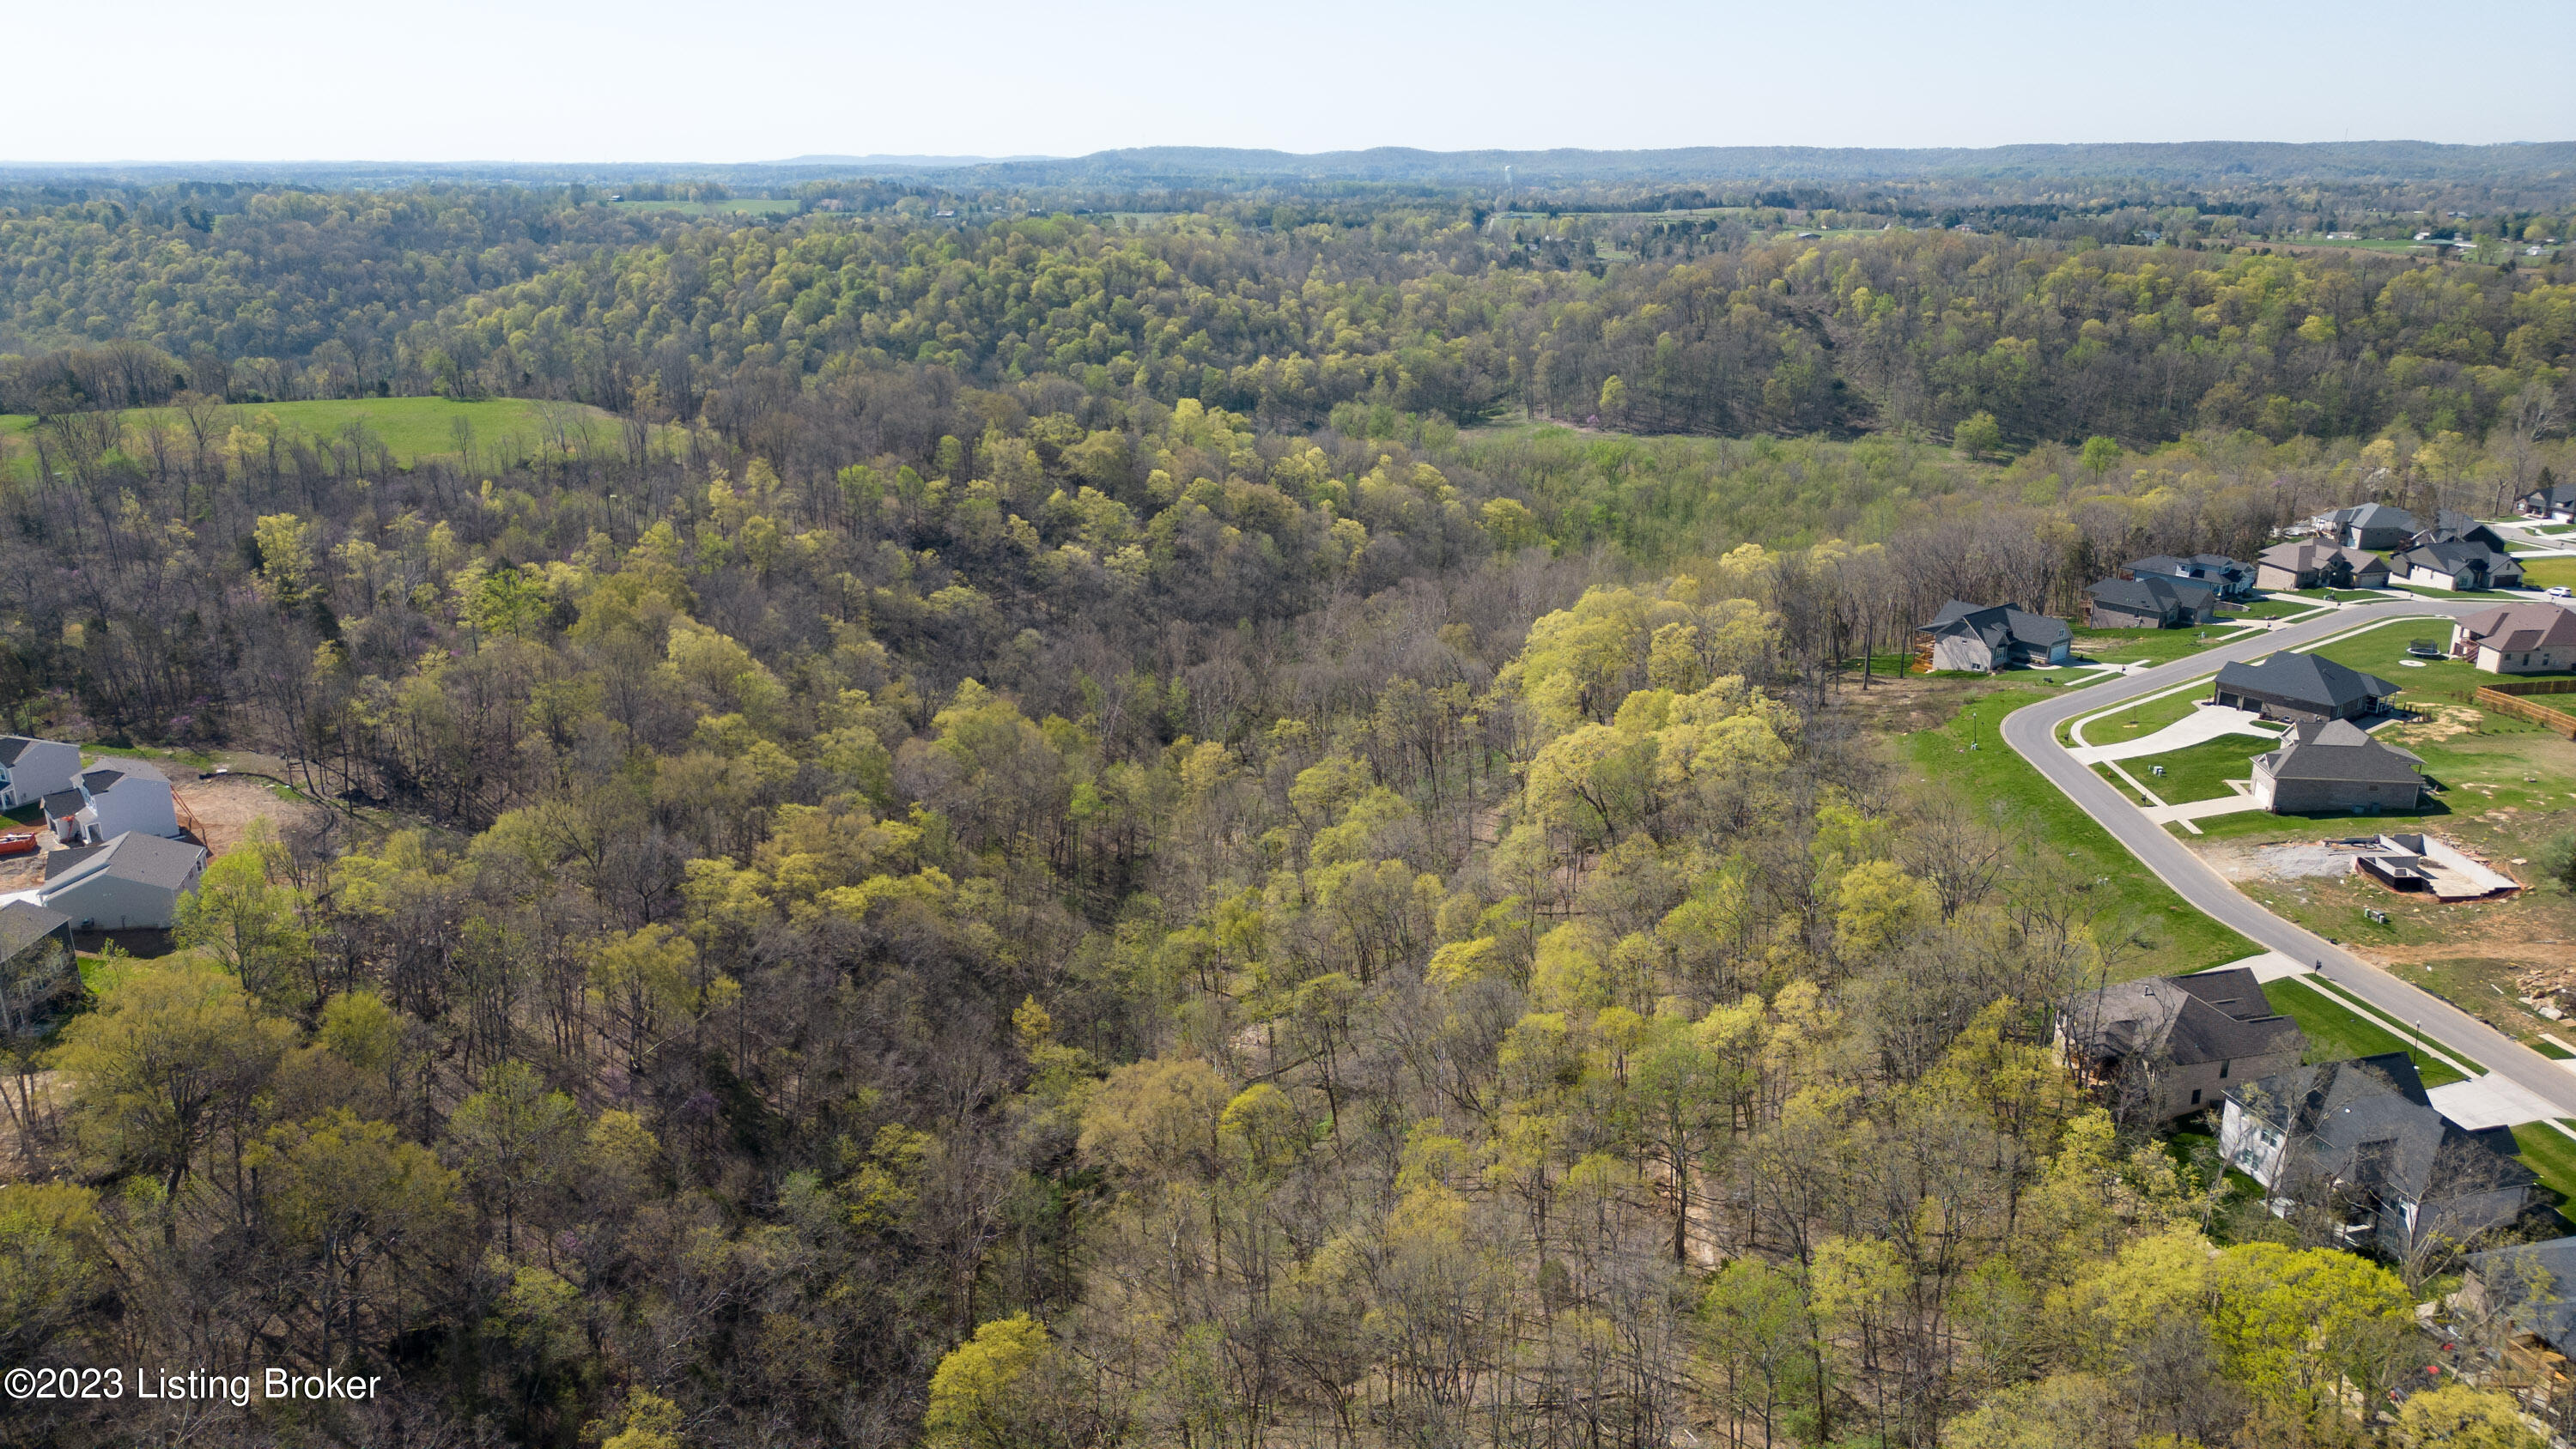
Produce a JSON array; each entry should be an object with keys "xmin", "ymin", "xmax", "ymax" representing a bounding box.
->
[
  {"xmin": 1905, "ymin": 688, "xmax": 2253, "ymax": 973},
  {"xmin": 2266, "ymin": 974, "xmax": 2469, "ymax": 1087},
  {"xmin": 1, "ymin": 397, "xmax": 629, "ymax": 472}
]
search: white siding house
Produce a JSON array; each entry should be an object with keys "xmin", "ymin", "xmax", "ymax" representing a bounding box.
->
[
  {"xmin": 0, "ymin": 737, "xmax": 82, "ymax": 812},
  {"xmin": 44, "ymin": 765, "xmax": 179, "ymax": 846},
  {"xmin": 5, "ymin": 832, "xmax": 208, "ymax": 931}
]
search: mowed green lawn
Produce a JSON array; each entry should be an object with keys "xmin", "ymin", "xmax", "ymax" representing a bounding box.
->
[
  {"xmin": 2073, "ymin": 627, "xmax": 2232, "ymax": 669},
  {"xmin": 2512, "ymin": 1123, "xmax": 2576, "ymax": 1203},
  {"xmin": 1907, "ymin": 688, "xmax": 2251, "ymax": 973},
  {"xmin": 2307, "ymin": 615, "xmax": 2571, "ymax": 712},
  {"xmin": 2521, "ymin": 558, "xmax": 2576, "ymax": 590},
  {"xmin": 2, "ymin": 397, "xmax": 624, "ymax": 468},
  {"xmin": 2123, "ymin": 734, "xmax": 2275, "ymax": 803},
  {"xmin": 2265, "ymin": 975, "xmax": 2467, "ymax": 1087}
]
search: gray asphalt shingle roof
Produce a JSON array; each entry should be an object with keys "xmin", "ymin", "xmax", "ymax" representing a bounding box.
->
[{"xmin": 2215, "ymin": 652, "xmax": 2401, "ymax": 712}]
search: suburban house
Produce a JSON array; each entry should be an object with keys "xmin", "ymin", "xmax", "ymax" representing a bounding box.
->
[
  {"xmin": 2387, "ymin": 538, "xmax": 2523, "ymax": 591},
  {"xmin": 2086, "ymin": 573, "xmax": 2221, "ymax": 629},
  {"xmin": 0, "ymin": 899, "xmax": 79, "ymax": 1024},
  {"xmin": 2127, "ymin": 554, "xmax": 2255, "ymax": 598},
  {"xmin": 2250, "ymin": 718, "xmax": 2427, "ymax": 815},
  {"xmin": 2220, "ymin": 1052, "xmax": 2537, "ymax": 1252},
  {"xmin": 2519, "ymin": 479, "xmax": 2576, "ymax": 523},
  {"xmin": 0, "ymin": 736, "xmax": 82, "ymax": 813},
  {"xmin": 1917, "ymin": 601, "xmax": 2073, "ymax": 672},
  {"xmin": 2211, "ymin": 652, "xmax": 2402, "ymax": 724},
  {"xmin": 40, "ymin": 764, "xmax": 179, "ymax": 846},
  {"xmin": 2451, "ymin": 603, "xmax": 2576, "ymax": 674},
  {"xmin": 2409, "ymin": 510, "xmax": 2514, "ymax": 553},
  {"xmin": 2323, "ymin": 502, "xmax": 2421, "ymax": 550},
  {"xmin": 2461, "ymin": 1238, "xmax": 2576, "ymax": 1366},
  {"xmin": 3, "ymin": 831, "xmax": 210, "ymax": 931},
  {"xmin": 2253, "ymin": 542, "xmax": 2391, "ymax": 592},
  {"xmin": 2057, "ymin": 967, "xmax": 2306, "ymax": 1123}
]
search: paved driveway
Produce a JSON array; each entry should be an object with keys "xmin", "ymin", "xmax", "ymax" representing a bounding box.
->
[{"xmin": 1996, "ymin": 598, "xmax": 2576, "ymax": 1119}]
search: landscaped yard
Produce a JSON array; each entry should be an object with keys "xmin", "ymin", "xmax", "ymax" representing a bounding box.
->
[
  {"xmin": 2306, "ymin": 615, "xmax": 2575, "ymax": 714},
  {"xmin": 2512, "ymin": 1122, "xmax": 2576, "ymax": 1202},
  {"xmin": 2069, "ymin": 683, "xmax": 2224, "ymax": 744},
  {"xmin": 1906, "ymin": 688, "xmax": 2252, "ymax": 973},
  {"xmin": 2264, "ymin": 974, "xmax": 2468, "ymax": 1087},
  {"xmin": 2121, "ymin": 733, "xmax": 2275, "ymax": 803},
  {"xmin": 2072, "ymin": 627, "xmax": 2233, "ymax": 669},
  {"xmin": 2228, "ymin": 597, "xmax": 2332, "ymax": 620},
  {"xmin": 2521, "ymin": 558, "xmax": 2576, "ymax": 590}
]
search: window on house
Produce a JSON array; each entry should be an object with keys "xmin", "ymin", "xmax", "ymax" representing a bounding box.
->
[
  {"xmin": 2219, "ymin": 1061, "xmax": 2229, "ymax": 1078},
  {"xmin": 2190, "ymin": 1088, "xmax": 2202, "ymax": 1105}
]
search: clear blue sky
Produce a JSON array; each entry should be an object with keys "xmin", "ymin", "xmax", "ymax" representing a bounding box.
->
[{"xmin": 14, "ymin": 0, "xmax": 2571, "ymax": 161}]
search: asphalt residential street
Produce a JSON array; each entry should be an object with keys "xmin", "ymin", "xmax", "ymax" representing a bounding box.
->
[{"xmin": 1996, "ymin": 596, "xmax": 2576, "ymax": 1119}]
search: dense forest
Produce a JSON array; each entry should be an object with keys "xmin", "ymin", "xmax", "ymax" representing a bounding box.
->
[{"xmin": 2, "ymin": 160, "xmax": 2574, "ymax": 1449}]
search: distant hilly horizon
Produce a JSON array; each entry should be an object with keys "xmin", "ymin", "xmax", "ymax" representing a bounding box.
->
[{"xmin": 5, "ymin": 139, "xmax": 2572, "ymax": 188}]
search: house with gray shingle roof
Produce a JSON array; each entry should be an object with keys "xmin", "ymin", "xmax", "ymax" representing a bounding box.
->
[
  {"xmin": 2212, "ymin": 652, "xmax": 2401, "ymax": 724},
  {"xmin": 2251, "ymin": 718, "xmax": 2427, "ymax": 814},
  {"xmin": 1917, "ymin": 601, "xmax": 2072, "ymax": 672},
  {"xmin": 2221, "ymin": 1053, "xmax": 2536, "ymax": 1255},
  {"xmin": 2389, "ymin": 538, "xmax": 2521, "ymax": 591},
  {"xmin": 2087, "ymin": 573, "xmax": 2220, "ymax": 629},
  {"xmin": 0, "ymin": 737, "xmax": 81, "ymax": 813},
  {"xmin": 2058, "ymin": 967, "xmax": 2306, "ymax": 1122},
  {"xmin": 2324, "ymin": 502, "xmax": 2421, "ymax": 550},
  {"xmin": 3, "ymin": 831, "xmax": 207, "ymax": 931}
]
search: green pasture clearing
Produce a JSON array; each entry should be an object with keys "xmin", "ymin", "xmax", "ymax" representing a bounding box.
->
[
  {"xmin": 1905, "ymin": 688, "xmax": 2252, "ymax": 973},
  {"xmin": 2, "ymin": 397, "xmax": 626, "ymax": 470},
  {"xmin": 2266, "ymin": 974, "xmax": 2467, "ymax": 1088}
]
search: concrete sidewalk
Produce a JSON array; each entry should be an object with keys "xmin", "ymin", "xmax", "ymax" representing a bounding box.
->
[
  {"xmin": 2141, "ymin": 787, "xmax": 2267, "ymax": 827},
  {"xmin": 2070, "ymin": 705, "xmax": 2280, "ymax": 764}
]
